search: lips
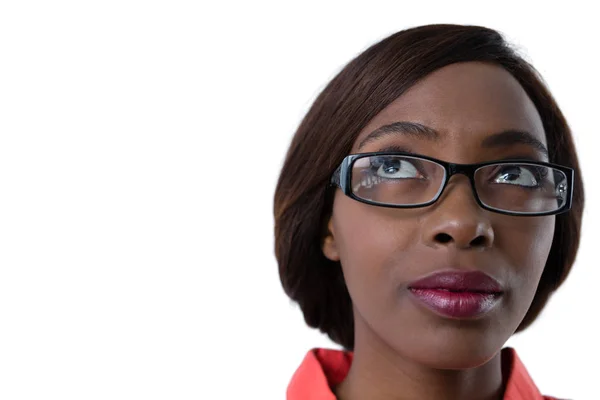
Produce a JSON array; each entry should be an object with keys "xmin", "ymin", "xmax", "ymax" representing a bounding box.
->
[
  {"xmin": 407, "ymin": 270, "xmax": 504, "ymax": 319},
  {"xmin": 408, "ymin": 270, "xmax": 503, "ymax": 294}
]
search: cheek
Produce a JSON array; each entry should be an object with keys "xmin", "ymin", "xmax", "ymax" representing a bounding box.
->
[
  {"xmin": 332, "ymin": 200, "xmax": 419, "ymax": 308},
  {"xmin": 497, "ymin": 216, "xmax": 555, "ymax": 294}
]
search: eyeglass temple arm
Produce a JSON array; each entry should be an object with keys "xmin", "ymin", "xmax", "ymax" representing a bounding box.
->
[{"xmin": 331, "ymin": 160, "xmax": 348, "ymax": 189}]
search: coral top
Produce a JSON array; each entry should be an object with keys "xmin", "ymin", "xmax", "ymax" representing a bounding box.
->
[{"xmin": 287, "ymin": 347, "xmax": 559, "ymax": 400}]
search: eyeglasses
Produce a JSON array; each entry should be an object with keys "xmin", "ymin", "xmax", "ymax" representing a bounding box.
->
[{"xmin": 330, "ymin": 152, "xmax": 574, "ymax": 216}]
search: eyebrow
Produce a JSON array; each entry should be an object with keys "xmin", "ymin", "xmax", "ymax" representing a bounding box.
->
[
  {"xmin": 481, "ymin": 130, "xmax": 549, "ymax": 158},
  {"xmin": 357, "ymin": 121, "xmax": 549, "ymax": 158},
  {"xmin": 357, "ymin": 121, "xmax": 439, "ymax": 150}
]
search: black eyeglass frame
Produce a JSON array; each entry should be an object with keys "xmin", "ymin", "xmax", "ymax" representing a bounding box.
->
[{"xmin": 330, "ymin": 151, "xmax": 574, "ymax": 217}]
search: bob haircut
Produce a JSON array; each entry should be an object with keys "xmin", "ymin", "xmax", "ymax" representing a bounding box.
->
[{"xmin": 274, "ymin": 24, "xmax": 585, "ymax": 351}]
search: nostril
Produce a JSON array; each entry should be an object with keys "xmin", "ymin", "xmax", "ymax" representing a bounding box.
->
[
  {"xmin": 434, "ymin": 233, "xmax": 453, "ymax": 243},
  {"xmin": 471, "ymin": 236, "xmax": 487, "ymax": 247}
]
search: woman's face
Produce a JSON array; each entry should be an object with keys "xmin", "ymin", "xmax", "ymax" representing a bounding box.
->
[{"xmin": 322, "ymin": 61, "xmax": 555, "ymax": 368}]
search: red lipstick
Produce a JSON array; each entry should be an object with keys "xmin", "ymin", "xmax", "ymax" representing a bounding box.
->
[{"xmin": 408, "ymin": 270, "xmax": 503, "ymax": 319}]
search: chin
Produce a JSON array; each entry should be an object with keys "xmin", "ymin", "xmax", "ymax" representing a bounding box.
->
[{"xmin": 386, "ymin": 328, "xmax": 504, "ymax": 370}]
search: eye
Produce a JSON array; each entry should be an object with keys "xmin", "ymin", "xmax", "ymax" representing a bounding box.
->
[
  {"xmin": 372, "ymin": 157, "xmax": 423, "ymax": 179},
  {"xmin": 493, "ymin": 165, "xmax": 542, "ymax": 187}
]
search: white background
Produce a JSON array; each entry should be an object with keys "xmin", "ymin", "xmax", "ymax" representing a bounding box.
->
[{"xmin": 0, "ymin": 1, "xmax": 598, "ymax": 399}]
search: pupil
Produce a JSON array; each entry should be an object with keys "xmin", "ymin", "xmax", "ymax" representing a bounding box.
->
[
  {"xmin": 501, "ymin": 167, "xmax": 520, "ymax": 181},
  {"xmin": 383, "ymin": 160, "xmax": 400, "ymax": 173}
]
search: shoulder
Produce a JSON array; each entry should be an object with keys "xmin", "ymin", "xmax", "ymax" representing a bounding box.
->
[
  {"xmin": 287, "ymin": 348, "xmax": 352, "ymax": 400},
  {"xmin": 502, "ymin": 347, "xmax": 565, "ymax": 400}
]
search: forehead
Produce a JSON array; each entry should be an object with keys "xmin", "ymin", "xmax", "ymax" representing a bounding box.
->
[{"xmin": 352, "ymin": 62, "xmax": 547, "ymax": 154}]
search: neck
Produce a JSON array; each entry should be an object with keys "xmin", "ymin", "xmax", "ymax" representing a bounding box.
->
[{"xmin": 334, "ymin": 322, "xmax": 507, "ymax": 400}]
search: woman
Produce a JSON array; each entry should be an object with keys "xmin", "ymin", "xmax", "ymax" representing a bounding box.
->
[{"xmin": 274, "ymin": 24, "xmax": 584, "ymax": 400}]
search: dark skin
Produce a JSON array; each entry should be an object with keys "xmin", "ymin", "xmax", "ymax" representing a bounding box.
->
[{"xmin": 322, "ymin": 62, "xmax": 555, "ymax": 400}]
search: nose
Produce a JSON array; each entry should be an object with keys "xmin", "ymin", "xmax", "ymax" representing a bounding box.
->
[{"xmin": 421, "ymin": 175, "xmax": 494, "ymax": 250}]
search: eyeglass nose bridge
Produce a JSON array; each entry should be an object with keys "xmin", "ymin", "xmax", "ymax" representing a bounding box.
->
[
  {"xmin": 446, "ymin": 162, "xmax": 478, "ymax": 178},
  {"xmin": 436, "ymin": 162, "xmax": 481, "ymax": 202}
]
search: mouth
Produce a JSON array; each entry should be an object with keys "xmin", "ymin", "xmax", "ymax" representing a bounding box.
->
[
  {"xmin": 414, "ymin": 287, "xmax": 501, "ymax": 294},
  {"xmin": 407, "ymin": 270, "xmax": 504, "ymax": 319}
]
